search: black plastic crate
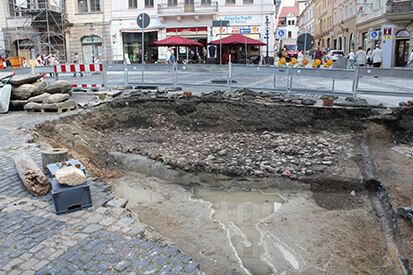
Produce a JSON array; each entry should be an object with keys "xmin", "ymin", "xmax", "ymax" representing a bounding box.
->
[
  {"xmin": 47, "ymin": 159, "xmax": 86, "ymax": 178},
  {"xmin": 50, "ymin": 178, "xmax": 92, "ymax": 215}
]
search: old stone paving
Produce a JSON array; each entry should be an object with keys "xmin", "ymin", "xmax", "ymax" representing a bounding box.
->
[{"xmin": 0, "ymin": 111, "xmax": 205, "ymax": 274}]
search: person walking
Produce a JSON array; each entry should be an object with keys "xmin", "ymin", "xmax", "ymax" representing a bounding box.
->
[
  {"xmin": 348, "ymin": 50, "xmax": 355, "ymax": 69},
  {"xmin": 408, "ymin": 49, "xmax": 413, "ymax": 67},
  {"xmin": 315, "ymin": 46, "xmax": 323, "ymax": 60},
  {"xmin": 297, "ymin": 49, "xmax": 304, "ymax": 66},
  {"xmin": 366, "ymin": 48, "xmax": 372, "ymax": 66},
  {"xmin": 72, "ymin": 53, "xmax": 83, "ymax": 77},
  {"xmin": 5, "ymin": 57, "xmax": 12, "ymax": 69},
  {"xmin": 372, "ymin": 45, "xmax": 383, "ymax": 68},
  {"xmin": 355, "ymin": 46, "xmax": 367, "ymax": 67}
]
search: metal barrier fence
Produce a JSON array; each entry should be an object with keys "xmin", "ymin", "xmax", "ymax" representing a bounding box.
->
[{"xmin": 24, "ymin": 63, "xmax": 413, "ymax": 98}]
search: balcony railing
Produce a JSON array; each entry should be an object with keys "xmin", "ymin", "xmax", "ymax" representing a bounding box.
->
[
  {"xmin": 158, "ymin": 1, "xmax": 218, "ymax": 15},
  {"xmin": 386, "ymin": 0, "xmax": 413, "ymax": 12}
]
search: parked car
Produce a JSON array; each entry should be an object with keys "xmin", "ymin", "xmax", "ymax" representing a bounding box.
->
[
  {"xmin": 284, "ymin": 45, "xmax": 299, "ymax": 60},
  {"xmin": 325, "ymin": 50, "xmax": 345, "ymax": 62}
]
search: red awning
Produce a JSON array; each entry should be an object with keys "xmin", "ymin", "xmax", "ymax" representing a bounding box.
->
[
  {"xmin": 209, "ymin": 33, "xmax": 266, "ymax": 46},
  {"xmin": 149, "ymin": 35, "xmax": 203, "ymax": 47}
]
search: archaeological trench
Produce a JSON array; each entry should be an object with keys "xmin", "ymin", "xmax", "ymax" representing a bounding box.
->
[{"xmin": 34, "ymin": 89, "xmax": 413, "ymax": 275}]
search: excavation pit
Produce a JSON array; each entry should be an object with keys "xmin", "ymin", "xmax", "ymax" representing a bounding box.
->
[{"xmin": 35, "ymin": 90, "xmax": 413, "ymax": 274}]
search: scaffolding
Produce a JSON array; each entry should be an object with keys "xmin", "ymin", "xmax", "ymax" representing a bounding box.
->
[{"xmin": 2, "ymin": 0, "xmax": 69, "ymax": 62}]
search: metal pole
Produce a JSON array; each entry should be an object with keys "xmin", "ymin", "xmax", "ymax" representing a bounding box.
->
[
  {"xmin": 124, "ymin": 62, "xmax": 128, "ymax": 85},
  {"xmin": 332, "ymin": 78, "xmax": 335, "ymax": 92},
  {"xmin": 219, "ymin": 20, "xmax": 222, "ymax": 65},
  {"xmin": 92, "ymin": 35, "xmax": 95, "ymax": 63},
  {"xmin": 103, "ymin": 62, "xmax": 107, "ymax": 88},
  {"xmin": 265, "ymin": 16, "xmax": 269, "ymax": 65},
  {"xmin": 142, "ymin": 15, "xmax": 145, "ymax": 64},
  {"xmin": 245, "ymin": 36, "xmax": 247, "ymax": 65},
  {"xmin": 303, "ymin": 33, "xmax": 307, "ymax": 67},
  {"xmin": 352, "ymin": 66, "xmax": 359, "ymax": 98}
]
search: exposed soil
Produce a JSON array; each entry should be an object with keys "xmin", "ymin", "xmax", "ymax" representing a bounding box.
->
[{"xmin": 34, "ymin": 91, "xmax": 413, "ymax": 274}]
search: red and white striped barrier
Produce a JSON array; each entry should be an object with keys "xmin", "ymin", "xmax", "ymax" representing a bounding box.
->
[
  {"xmin": 54, "ymin": 64, "xmax": 103, "ymax": 73},
  {"xmin": 72, "ymin": 84, "xmax": 105, "ymax": 88},
  {"xmin": 54, "ymin": 63, "xmax": 105, "ymax": 89}
]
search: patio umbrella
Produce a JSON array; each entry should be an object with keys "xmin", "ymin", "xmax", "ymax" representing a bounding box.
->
[
  {"xmin": 209, "ymin": 34, "xmax": 266, "ymax": 65},
  {"xmin": 149, "ymin": 35, "xmax": 203, "ymax": 47},
  {"xmin": 149, "ymin": 36, "xmax": 203, "ymax": 63},
  {"xmin": 208, "ymin": 33, "xmax": 266, "ymax": 46}
]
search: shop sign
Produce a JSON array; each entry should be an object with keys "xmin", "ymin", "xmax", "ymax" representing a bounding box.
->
[
  {"xmin": 166, "ymin": 27, "xmax": 208, "ymax": 36},
  {"xmin": 222, "ymin": 16, "xmax": 254, "ymax": 25},
  {"xmin": 230, "ymin": 26, "xmax": 260, "ymax": 34},
  {"xmin": 382, "ymin": 26, "xmax": 393, "ymax": 40},
  {"xmin": 396, "ymin": 30, "xmax": 410, "ymax": 38},
  {"xmin": 357, "ymin": 5, "xmax": 366, "ymax": 14}
]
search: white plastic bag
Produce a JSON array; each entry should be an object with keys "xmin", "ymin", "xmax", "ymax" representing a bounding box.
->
[{"xmin": 0, "ymin": 84, "xmax": 12, "ymax": 113}]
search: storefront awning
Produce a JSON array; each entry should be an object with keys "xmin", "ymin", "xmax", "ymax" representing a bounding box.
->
[{"xmin": 120, "ymin": 29, "xmax": 160, "ymax": 33}]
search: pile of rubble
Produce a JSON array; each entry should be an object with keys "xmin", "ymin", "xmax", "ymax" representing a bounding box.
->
[
  {"xmin": 111, "ymin": 128, "xmax": 355, "ymax": 178},
  {"xmin": 7, "ymin": 75, "xmax": 76, "ymax": 112}
]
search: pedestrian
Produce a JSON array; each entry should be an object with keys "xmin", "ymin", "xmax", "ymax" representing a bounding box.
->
[
  {"xmin": 366, "ymin": 48, "xmax": 372, "ymax": 66},
  {"xmin": 297, "ymin": 49, "xmax": 304, "ymax": 66},
  {"xmin": 72, "ymin": 53, "xmax": 83, "ymax": 77},
  {"xmin": 5, "ymin": 57, "xmax": 12, "ymax": 69},
  {"xmin": 36, "ymin": 54, "xmax": 43, "ymax": 66},
  {"xmin": 348, "ymin": 50, "xmax": 355, "ymax": 69},
  {"xmin": 371, "ymin": 45, "xmax": 383, "ymax": 68},
  {"xmin": 315, "ymin": 46, "xmax": 323, "ymax": 60},
  {"xmin": 0, "ymin": 57, "xmax": 4, "ymax": 70},
  {"xmin": 355, "ymin": 46, "xmax": 367, "ymax": 67},
  {"xmin": 408, "ymin": 49, "xmax": 413, "ymax": 67}
]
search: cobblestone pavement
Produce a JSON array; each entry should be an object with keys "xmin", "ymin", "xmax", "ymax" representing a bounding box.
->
[{"xmin": 0, "ymin": 111, "xmax": 205, "ymax": 275}]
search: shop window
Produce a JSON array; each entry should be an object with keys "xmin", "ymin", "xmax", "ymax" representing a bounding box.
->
[
  {"xmin": 145, "ymin": 0, "xmax": 154, "ymax": 7},
  {"xmin": 201, "ymin": 0, "xmax": 211, "ymax": 4},
  {"xmin": 243, "ymin": 0, "xmax": 253, "ymax": 4},
  {"xmin": 78, "ymin": 0, "xmax": 100, "ymax": 12},
  {"xmin": 226, "ymin": 0, "xmax": 235, "ymax": 4},
  {"xmin": 168, "ymin": 0, "xmax": 177, "ymax": 6},
  {"xmin": 288, "ymin": 31, "xmax": 292, "ymax": 38},
  {"xmin": 129, "ymin": 0, "xmax": 137, "ymax": 8}
]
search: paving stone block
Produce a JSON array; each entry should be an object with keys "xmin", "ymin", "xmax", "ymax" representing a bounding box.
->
[
  {"xmin": 95, "ymin": 262, "xmax": 110, "ymax": 272},
  {"xmin": 114, "ymin": 260, "xmax": 131, "ymax": 272},
  {"xmin": 79, "ymin": 252, "xmax": 96, "ymax": 263},
  {"xmin": 31, "ymin": 260, "xmax": 49, "ymax": 271},
  {"xmin": 19, "ymin": 258, "xmax": 39, "ymax": 270},
  {"xmin": 183, "ymin": 261, "xmax": 199, "ymax": 273},
  {"xmin": 182, "ymin": 255, "xmax": 192, "ymax": 263},
  {"xmin": 156, "ymin": 264, "xmax": 173, "ymax": 275},
  {"xmin": 164, "ymin": 246, "xmax": 179, "ymax": 256},
  {"xmin": 132, "ymin": 257, "xmax": 151, "ymax": 270},
  {"xmin": 147, "ymin": 246, "xmax": 165, "ymax": 257},
  {"xmin": 155, "ymin": 255, "xmax": 169, "ymax": 265},
  {"xmin": 93, "ymin": 254, "xmax": 106, "ymax": 262},
  {"xmin": 139, "ymin": 241, "xmax": 154, "ymax": 250},
  {"xmin": 83, "ymin": 224, "xmax": 103, "ymax": 233},
  {"xmin": 48, "ymin": 261, "xmax": 68, "ymax": 274},
  {"xmin": 116, "ymin": 217, "xmax": 134, "ymax": 226},
  {"xmin": 107, "ymin": 254, "xmax": 120, "ymax": 264},
  {"xmin": 170, "ymin": 263, "xmax": 183, "ymax": 274},
  {"xmin": 1, "ymin": 258, "xmax": 24, "ymax": 271}
]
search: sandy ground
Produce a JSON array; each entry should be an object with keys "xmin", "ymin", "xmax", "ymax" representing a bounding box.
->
[{"xmin": 108, "ymin": 167, "xmax": 400, "ymax": 275}]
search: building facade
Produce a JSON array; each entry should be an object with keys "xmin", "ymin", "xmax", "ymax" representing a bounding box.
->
[
  {"xmin": 66, "ymin": 0, "xmax": 112, "ymax": 63},
  {"xmin": 275, "ymin": 0, "xmax": 300, "ymax": 48},
  {"xmin": 331, "ymin": 0, "xmax": 356, "ymax": 54},
  {"xmin": 314, "ymin": 0, "xmax": 333, "ymax": 50},
  {"xmin": 298, "ymin": 0, "xmax": 315, "ymax": 36},
  {"xmin": 0, "ymin": 0, "xmax": 66, "ymax": 61},
  {"xmin": 110, "ymin": 0, "xmax": 275, "ymax": 63}
]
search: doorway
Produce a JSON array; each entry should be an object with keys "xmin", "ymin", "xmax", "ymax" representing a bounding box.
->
[{"xmin": 395, "ymin": 39, "xmax": 409, "ymax": 67}]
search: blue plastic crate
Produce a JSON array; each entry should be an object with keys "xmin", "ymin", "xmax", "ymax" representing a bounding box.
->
[{"xmin": 50, "ymin": 178, "xmax": 92, "ymax": 215}]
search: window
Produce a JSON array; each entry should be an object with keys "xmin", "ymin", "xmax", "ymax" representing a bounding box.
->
[
  {"xmin": 91, "ymin": 0, "xmax": 100, "ymax": 11},
  {"xmin": 168, "ymin": 0, "xmax": 177, "ymax": 6},
  {"xmin": 201, "ymin": 0, "xmax": 211, "ymax": 4},
  {"xmin": 78, "ymin": 0, "xmax": 88, "ymax": 12},
  {"xmin": 145, "ymin": 0, "xmax": 154, "ymax": 7},
  {"xmin": 129, "ymin": 0, "xmax": 137, "ymax": 8},
  {"xmin": 349, "ymin": 2, "xmax": 352, "ymax": 16},
  {"xmin": 243, "ymin": 0, "xmax": 253, "ymax": 4},
  {"xmin": 288, "ymin": 31, "xmax": 292, "ymax": 38},
  {"xmin": 226, "ymin": 0, "xmax": 235, "ymax": 4},
  {"xmin": 344, "ymin": 5, "xmax": 347, "ymax": 19},
  {"xmin": 78, "ymin": 0, "xmax": 101, "ymax": 12},
  {"xmin": 288, "ymin": 20, "xmax": 295, "ymax": 25}
]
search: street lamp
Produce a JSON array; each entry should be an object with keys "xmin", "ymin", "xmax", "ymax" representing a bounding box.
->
[
  {"xmin": 90, "ymin": 25, "xmax": 95, "ymax": 63},
  {"xmin": 265, "ymin": 16, "xmax": 270, "ymax": 65}
]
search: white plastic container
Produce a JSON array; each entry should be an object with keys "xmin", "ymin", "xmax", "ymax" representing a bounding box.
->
[{"xmin": 0, "ymin": 84, "xmax": 11, "ymax": 113}]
